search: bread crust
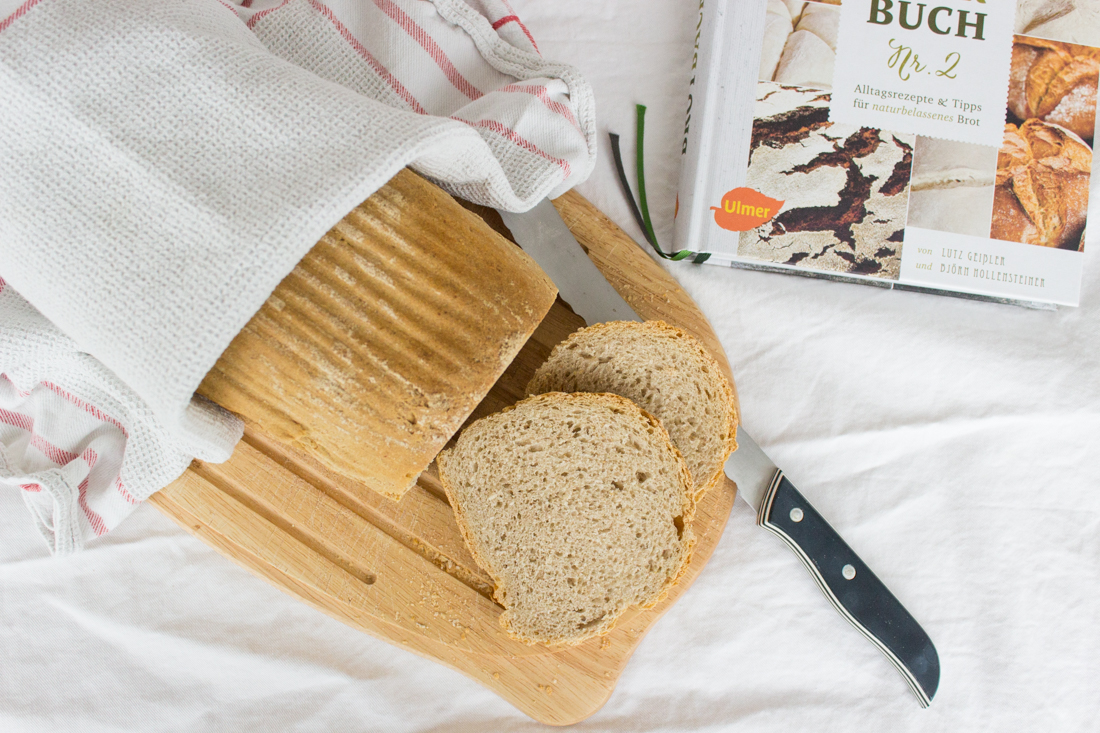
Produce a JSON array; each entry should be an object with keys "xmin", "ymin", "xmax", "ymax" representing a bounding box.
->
[
  {"xmin": 437, "ymin": 391, "xmax": 696, "ymax": 647},
  {"xmin": 991, "ymin": 120, "xmax": 1092, "ymax": 249},
  {"xmin": 527, "ymin": 320, "xmax": 739, "ymax": 501},
  {"xmin": 199, "ymin": 169, "xmax": 558, "ymax": 500},
  {"xmin": 1008, "ymin": 37, "xmax": 1098, "ymax": 141}
]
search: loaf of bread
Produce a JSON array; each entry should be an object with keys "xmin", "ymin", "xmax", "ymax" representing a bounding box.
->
[
  {"xmin": 527, "ymin": 321, "xmax": 737, "ymax": 501},
  {"xmin": 1015, "ymin": 0, "xmax": 1100, "ymax": 48},
  {"xmin": 907, "ymin": 137, "xmax": 998, "ymax": 237},
  {"xmin": 991, "ymin": 120, "xmax": 1092, "ymax": 249},
  {"xmin": 758, "ymin": 0, "xmax": 840, "ymax": 89},
  {"xmin": 1007, "ymin": 37, "xmax": 1099, "ymax": 142},
  {"xmin": 775, "ymin": 29, "xmax": 835, "ymax": 89},
  {"xmin": 794, "ymin": 2, "xmax": 839, "ymax": 51},
  {"xmin": 760, "ymin": 0, "xmax": 795, "ymax": 82},
  {"xmin": 437, "ymin": 392, "xmax": 695, "ymax": 646},
  {"xmin": 197, "ymin": 169, "xmax": 557, "ymax": 501}
]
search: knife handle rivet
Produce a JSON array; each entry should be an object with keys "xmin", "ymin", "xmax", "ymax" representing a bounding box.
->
[
  {"xmin": 842, "ymin": 564, "xmax": 856, "ymax": 580},
  {"xmin": 789, "ymin": 507, "xmax": 804, "ymax": 522}
]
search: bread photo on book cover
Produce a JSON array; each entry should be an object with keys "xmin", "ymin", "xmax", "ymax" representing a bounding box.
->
[
  {"xmin": 907, "ymin": 138, "xmax": 998, "ymax": 238},
  {"xmin": 1015, "ymin": 0, "xmax": 1100, "ymax": 49},
  {"xmin": 909, "ymin": 33, "xmax": 1096, "ymax": 249},
  {"xmin": 990, "ymin": 35, "xmax": 1096, "ymax": 251},
  {"xmin": 436, "ymin": 392, "xmax": 695, "ymax": 646},
  {"xmin": 737, "ymin": 83, "xmax": 915, "ymax": 280},
  {"xmin": 991, "ymin": 119, "xmax": 1092, "ymax": 250},
  {"xmin": 527, "ymin": 320, "xmax": 738, "ymax": 501},
  {"xmin": 1007, "ymin": 37, "xmax": 1099, "ymax": 143},
  {"xmin": 760, "ymin": 0, "xmax": 840, "ymax": 89}
]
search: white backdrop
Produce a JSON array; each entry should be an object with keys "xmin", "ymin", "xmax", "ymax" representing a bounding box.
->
[{"xmin": 2, "ymin": 0, "xmax": 1099, "ymax": 731}]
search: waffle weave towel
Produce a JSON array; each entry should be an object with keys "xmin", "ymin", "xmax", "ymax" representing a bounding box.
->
[{"xmin": 0, "ymin": 0, "xmax": 595, "ymax": 552}]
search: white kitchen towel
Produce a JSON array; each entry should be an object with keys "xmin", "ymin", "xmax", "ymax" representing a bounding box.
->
[
  {"xmin": 0, "ymin": 0, "xmax": 596, "ymax": 552},
  {"xmin": 0, "ymin": 277, "xmax": 243, "ymax": 555}
]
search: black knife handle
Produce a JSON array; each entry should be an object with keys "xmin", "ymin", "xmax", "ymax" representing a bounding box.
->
[{"xmin": 758, "ymin": 471, "xmax": 940, "ymax": 707}]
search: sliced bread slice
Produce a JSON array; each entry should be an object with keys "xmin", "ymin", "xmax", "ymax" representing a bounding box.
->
[
  {"xmin": 436, "ymin": 392, "xmax": 695, "ymax": 646},
  {"xmin": 527, "ymin": 320, "xmax": 738, "ymax": 500}
]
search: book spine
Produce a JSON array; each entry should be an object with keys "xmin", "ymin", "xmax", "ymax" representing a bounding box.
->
[
  {"xmin": 675, "ymin": 0, "xmax": 768, "ymax": 256},
  {"xmin": 673, "ymin": 0, "xmax": 725, "ymax": 255}
]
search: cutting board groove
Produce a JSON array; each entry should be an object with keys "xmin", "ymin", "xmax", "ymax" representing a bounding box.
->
[
  {"xmin": 239, "ymin": 426, "xmax": 497, "ymax": 598},
  {"xmin": 151, "ymin": 184, "xmax": 739, "ymax": 725}
]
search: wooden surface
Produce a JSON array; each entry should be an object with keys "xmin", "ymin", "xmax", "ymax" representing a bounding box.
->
[{"xmin": 150, "ymin": 184, "xmax": 740, "ymax": 726}]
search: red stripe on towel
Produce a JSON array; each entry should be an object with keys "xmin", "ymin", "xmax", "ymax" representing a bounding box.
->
[
  {"xmin": 42, "ymin": 382, "xmax": 128, "ymax": 436},
  {"xmin": 0, "ymin": 0, "xmax": 45, "ymax": 34},
  {"xmin": 499, "ymin": 83, "xmax": 581, "ymax": 132},
  {"xmin": 456, "ymin": 117, "xmax": 570, "ymax": 177},
  {"xmin": 77, "ymin": 477, "xmax": 108, "ymax": 536},
  {"xmin": 115, "ymin": 477, "xmax": 140, "ymax": 505},
  {"xmin": 0, "ymin": 407, "xmax": 104, "ymax": 468},
  {"xmin": 370, "ymin": 0, "xmax": 483, "ymax": 100},
  {"xmin": 491, "ymin": 15, "xmax": 538, "ymax": 53},
  {"xmin": 496, "ymin": 1, "xmax": 539, "ymax": 53},
  {"xmin": 2, "ymin": 377, "xmax": 128, "ymax": 435},
  {"xmin": 30, "ymin": 433, "xmax": 78, "ymax": 466},
  {"xmin": 246, "ymin": 0, "xmax": 292, "ymax": 29},
  {"xmin": 0, "ymin": 406, "xmax": 34, "ymax": 433},
  {"xmin": 307, "ymin": 0, "xmax": 427, "ymax": 114}
]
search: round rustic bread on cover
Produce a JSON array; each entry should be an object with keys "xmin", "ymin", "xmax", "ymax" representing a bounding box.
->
[
  {"xmin": 992, "ymin": 120, "xmax": 1091, "ymax": 249},
  {"xmin": 527, "ymin": 320, "xmax": 738, "ymax": 499},
  {"xmin": 437, "ymin": 392, "xmax": 695, "ymax": 647},
  {"xmin": 1007, "ymin": 38, "xmax": 1098, "ymax": 141}
]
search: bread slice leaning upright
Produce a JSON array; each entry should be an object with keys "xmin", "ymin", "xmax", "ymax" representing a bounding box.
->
[
  {"xmin": 437, "ymin": 392, "xmax": 695, "ymax": 646},
  {"xmin": 528, "ymin": 320, "xmax": 738, "ymax": 500}
]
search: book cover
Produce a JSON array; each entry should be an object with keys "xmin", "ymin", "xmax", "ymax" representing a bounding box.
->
[{"xmin": 675, "ymin": 0, "xmax": 1099, "ymax": 307}]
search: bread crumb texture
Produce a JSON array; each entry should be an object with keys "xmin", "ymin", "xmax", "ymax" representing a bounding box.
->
[
  {"xmin": 437, "ymin": 392, "xmax": 695, "ymax": 646},
  {"xmin": 527, "ymin": 320, "xmax": 738, "ymax": 500}
]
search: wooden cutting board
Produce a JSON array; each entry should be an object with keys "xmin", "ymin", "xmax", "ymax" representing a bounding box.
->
[{"xmin": 148, "ymin": 188, "xmax": 739, "ymax": 726}]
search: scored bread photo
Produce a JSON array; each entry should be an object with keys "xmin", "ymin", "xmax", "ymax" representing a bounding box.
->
[
  {"xmin": 992, "ymin": 119, "xmax": 1092, "ymax": 249},
  {"xmin": 527, "ymin": 320, "xmax": 738, "ymax": 501},
  {"xmin": 1007, "ymin": 37, "xmax": 1098, "ymax": 143},
  {"xmin": 436, "ymin": 392, "xmax": 696, "ymax": 646},
  {"xmin": 906, "ymin": 137, "xmax": 998, "ymax": 238},
  {"xmin": 760, "ymin": 0, "xmax": 840, "ymax": 89},
  {"xmin": 989, "ymin": 35, "xmax": 1097, "ymax": 250}
]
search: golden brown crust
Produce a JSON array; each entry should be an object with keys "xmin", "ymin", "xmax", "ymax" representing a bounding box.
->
[
  {"xmin": 992, "ymin": 120, "xmax": 1091, "ymax": 249},
  {"xmin": 198, "ymin": 169, "xmax": 558, "ymax": 501},
  {"xmin": 1008, "ymin": 37, "xmax": 1099, "ymax": 140}
]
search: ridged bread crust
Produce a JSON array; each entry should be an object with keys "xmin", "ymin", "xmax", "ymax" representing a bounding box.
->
[
  {"xmin": 437, "ymin": 392, "xmax": 695, "ymax": 647},
  {"xmin": 527, "ymin": 321, "xmax": 738, "ymax": 500},
  {"xmin": 198, "ymin": 169, "xmax": 558, "ymax": 500}
]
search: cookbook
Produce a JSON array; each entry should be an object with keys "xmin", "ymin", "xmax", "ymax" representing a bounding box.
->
[{"xmin": 675, "ymin": 0, "xmax": 1099, "ymax": 307}]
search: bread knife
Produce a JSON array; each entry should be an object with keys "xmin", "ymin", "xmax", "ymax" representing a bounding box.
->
[{"xmin": 498, "ymin": 199, "xmax": 939, "ymax": 707}]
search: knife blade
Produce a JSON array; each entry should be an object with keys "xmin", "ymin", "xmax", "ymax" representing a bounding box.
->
[{"xmin": 499, "ymin": 199, "xmax": 940, "ymax": 707}]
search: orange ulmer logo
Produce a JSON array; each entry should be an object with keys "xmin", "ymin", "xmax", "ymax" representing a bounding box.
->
[{"xmin": 710, "ymin": 188, "xmax": 784, "ymax": 231}]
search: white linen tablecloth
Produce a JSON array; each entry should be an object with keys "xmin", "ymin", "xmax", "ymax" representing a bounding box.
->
[{"xmin": 2, "ymin": 0, "xmax": 1098, "ymax": 730}]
